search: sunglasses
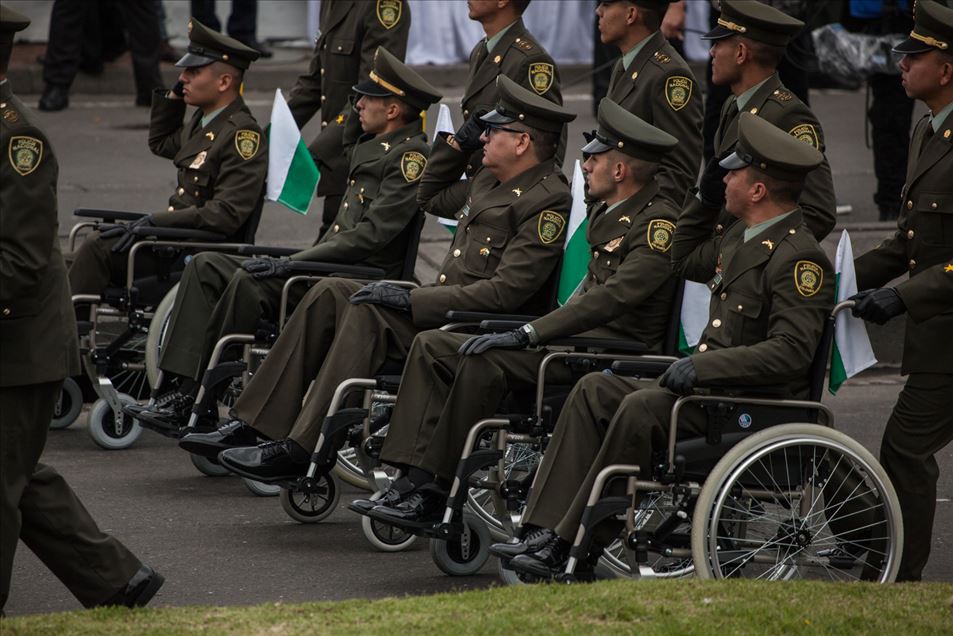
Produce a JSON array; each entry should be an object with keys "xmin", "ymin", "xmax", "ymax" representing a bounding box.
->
[{"xmin": 483, "ymin": 123, "xmax": 534, "ymax": 140}]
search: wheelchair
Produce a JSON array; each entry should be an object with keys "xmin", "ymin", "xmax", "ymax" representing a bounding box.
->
[{"xmin": 62, "ymin": 200, "xmax": 264, "ymax": 450}]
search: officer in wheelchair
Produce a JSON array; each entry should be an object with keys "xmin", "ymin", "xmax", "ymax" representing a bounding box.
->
[
  {"xmin": 129, "ymin": 47, "xmax": 441, "ymax": 432},
  {"xmin": 356, "ymin": 99, "xmax": 682, "ymax": 524},
  {"xmin": 499, "ymin": 114, "xmax": 835, "ymax": 580},
  {"xmin": 67, "ymin": 18, "xmax": 266, "ymax": 296}
]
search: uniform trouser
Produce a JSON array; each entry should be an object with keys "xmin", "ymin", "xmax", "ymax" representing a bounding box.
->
[
  {"xmin": 67, "ymin": 232, "xmax": 167, "ymax": 297},
  {"xmin": 231, "ymin": 278, "xmax": 420, "ymax": 450},
  {"xmin": 190, "ymin": 0, "xmax": 258, "ymax": 42},
  {"xmin": 0, "ymin": 381, "xmax": 141, "ymax": 610},
  {"xmin": 521, "ymin": 373, "xmax": 707, "ymax": 542},
  {"xmin": 157, "ymin": 252, "xmax": 293, "ymax": 381},
  {"xmin": 879, "ymin": 372, "xmax": 953, "ymax": 581},
  {"xmin": 867, "ymin": 73, "xmax": 914, "ymax": 218}
]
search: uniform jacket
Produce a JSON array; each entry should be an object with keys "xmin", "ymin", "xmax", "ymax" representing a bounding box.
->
[
  {"xmin": 530, "ymin": 180, "xmax": 679, "ymax": 352},
  {"xmin": 148, "ymin": 94, "xmax": 267, "ymax": 241},
  {"xmin": 411, "ymin": 136, "xmax": 571, "ymax": 328},
  {"xmin": 855, "ymin": 109, "xmax": 953, "ymax": 375},
  {"xmin": 672, "ymin": 200, "xmax": 834, "ymax": 398},
  {"xmin": 606, "ymin": 30, "xmax": 703, "ymax": 207},
  {"xmin": 0, "ymin": 81, "xmax": 81, "ymax": 387},
  {"xmin": 290, "ymin": 120, "xmax": 429, "ymax": 278},
  {"xmin": 287, "ymin": 0, "xmax": 410, "ymax": 197},
  {"xmin": 714, "ymin": 73, "xmax": 836, "ymax": 241}
]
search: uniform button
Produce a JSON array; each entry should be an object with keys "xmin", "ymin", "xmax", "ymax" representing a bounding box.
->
[
  {"xmin": 907, "ymin": 230, "xmax": 915, "ymax": 240},
  {"xmin": 333, "ymin": 224, "xmax": 340, "ymax": 232},
  {"xmin": 321, "ymin": 95, "xmax": 326, "ymax": 102},
  {"xmin": 720, "ymin": 292, "xmax": 727, "ymax": 301},
  {"xmin": 2, "ymin": 308, "xmax": 10, "ymax": 316},
  {"xmin": 592, "ymin": 251, "xmax": 599, "ymax": 258},
  {"xmin": 194, "ymin": 190, "xmax": 200, "ymax": 196},
  {"xmin": 350, "ymin": 180, "xmax": 355, "ymax": 186},
  {"xmin": 698, "ymin": 343, "xmax": 708, "ymax": 352},
  {"xmin": 452, "ymin": 249, "xmax": 461, "ymax": 257},
  {"xmin": 515, "ymin": 38, "xmax": 521, "ymax": 43},
  {"xmin": 343, "ymin": 202, "xmax": 349, "ymax": 209},
  {"xmin": 715, "ymin": 224, "xmax": 723, "ymax": 234},
  {"xmin": 438, "ymin": 274, "xmax": 447, "ymax": 283},
  {"xmin": 321, "ymin": 121, "xmax": 328, "ymax": 128},
  {"xmin": 466, "ymin": 164, "xmax": 473, "ymax": 171},
  {"xmin": 737, "ymin": 304, "xmax": 744, "ymax": 311},
  {"xmin": 788, "ymin": 228, "xmax": 796, "ymax": 235},
  {"xmin": 931, "ymin": 202, "xmax": 938, "ymax": 209},
  {"xmin": 906, "ymin": 200, "xmax": 913, "ymax": 210},
  {"xmin": 486, "ymin": 237, "xmax": 492, "ymax": 243},
  {"xmin": 909, "ymin": 259, "xmax": 916, "ymax": 269},
  {"xmin": 193, "ymin": 176, "xmax": 199, "ymax": 182},
  {"xmin": 712, "ymin": 319, "xmax": 722, "ymax": 328},
  {"xmin": 167, "ymin": 206, "xmax": 175, "ymax": 212},
  {"xmin": 749, "ymin": 107, "xmax": 758, "ymax": 114},
  {"xmin": 337, "ymin": 45, "xmax": 343, "ymax": 51},
  {"xmin": 177, "ymin": 187, "xmax": 184, "ymax": 195},
  {"xmin": 320, "ymin": 68, "xmax": 325, "ymax": 75},
  {"xmin": 463, "ymin": 109, "xmax": 469, "ymax": 118}
]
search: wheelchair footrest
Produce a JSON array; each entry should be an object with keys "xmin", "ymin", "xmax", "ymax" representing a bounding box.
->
[{"xmin": 570, "ymin": 496, "xmax": 630, "ymax": 561}]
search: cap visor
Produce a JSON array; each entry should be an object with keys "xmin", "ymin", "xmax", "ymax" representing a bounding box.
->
[
  {"xmin": 352, "ymin": 79, "xmax": 394, "ymax": 98},
  {"xmin": 719, "ymin": 152, "xmax": 749, "ymax": 170},
  {"xmin": 700, "ymin": 25, "xmax": 734, "ymax": 41},
  {"xmin": 481, "ymin": 109, "xmax": 517, "ymax": 125},
  {"xmin": 891, "ymin": 37, "xmax": 934, "ymax": 55},
  {"xmin": 175, "ymin": 52, "xmax": 216, "ymax": 68},
  {"xmin": 581, "ymin": 138, "xmax": 613, "ymax": 155}
]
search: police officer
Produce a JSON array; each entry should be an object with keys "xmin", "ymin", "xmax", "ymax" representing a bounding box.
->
[
  {"xmin": 850, "ymin": 0, "xmax": 953, "ymax": 582},
  {"xmin": 199, "ymin": 78, "xmax": 576, "ymax": 481},
  {"xmin": 595, "ymin": 0, "xmax": 703, "ymax": 207},
  {"xmin": 0, "ymin": 5, "xmax": 162, "ymax": 611},
  {"xmin": 288, "ymin": 0, "xmax": 411, "ymax": 237},
  {"xmin": 68, "ymin": 18, "xmax": 267, "ymax": 296},
  {"xmin": 504, "ymin": 114, "xmax": 834, "ymax": 579},
  {"xmin": 130, "ymin": 47, "xmax": 441, "ymax": 433},
  {"xmin": 361, "ymin": 100, "xmax": 682, "ymax": 523},
  {"xmin": 699, "ymin": 0, "xmax": 836, "ymax": 241}
]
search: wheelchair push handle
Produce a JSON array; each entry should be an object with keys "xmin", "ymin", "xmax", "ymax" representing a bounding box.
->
[{"xmin": 832, "ymin": 300, "xmax": 856, "ymax": 318}]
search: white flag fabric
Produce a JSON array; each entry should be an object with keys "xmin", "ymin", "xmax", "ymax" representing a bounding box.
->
[
  {"xmin": 266, "ymin": 89, "xmax": 320, "ymax": 215},
  {"xmin": 678, "ymin": 281, "xmax": 711, "ymax": 354},
  {"xmin": 556, "ymin": 160, "xmax": 590, "ymax": 306},
  {"xmin": 829, "ymin": 230, "xmax": 877, "ymax": 393},
  {"xmin": 434, "ymin": 103, "xmax": 460, "ymax": 233}
]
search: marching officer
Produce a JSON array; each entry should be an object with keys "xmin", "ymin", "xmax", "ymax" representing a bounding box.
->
[
  {"xmin": 362, "ymin": 100, "xmax": 682, "ymax": 523},
  {"xmin": 503, "ymin": 114, "xmax": 834, "ymax": 579},
  {"xmin": 130, "ymin": 47, "xmax": 442, "ymax": 433},
  {"xmin": 189, "ymin": 78, "xmax": 576, "ymax": 481},
  {"xmin": 288, "ymin": 0, "xmax": 411, "ymax": 237},
  {"xmin": 68, "ymin": 18, "xmax": 267, "ymax": 296},
  {"xmin": 0, "ymin": 5, "xmax": 162, "ymax": 611},
  {"xmin": 850, "ymin": 0, "xmax": 953, "ymax": 582}
]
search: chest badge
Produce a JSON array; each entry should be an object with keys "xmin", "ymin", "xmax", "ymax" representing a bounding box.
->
[
  {"xmin": 189, "ymin": 150, "xmax": 207, "ymax": 169},
  {"xmin": 647, "ymin": 219, "xmax": 675, "ymax": 253},
  {"xmin": 794, "ymin": 260, "xmax": 823, "ymax": 297},
  {"xmin": 603, "ymin": 236, "xmax": 624, "ymax": 253}
]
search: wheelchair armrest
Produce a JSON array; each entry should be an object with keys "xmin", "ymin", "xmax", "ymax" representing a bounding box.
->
[
  {"xmin": 73, "ymin": 208, "xmax": 149, "ymax": 221},
  {"xmin": 131, "ymin": 226, "xmax": 228, "ymax": 242},
  {"xmin": 478, "ymin": 320, "xmax": 527, "ymax": 331},
  {"xmin": 286, "ymin": 261, "xmax": 387, "ymax": 279},
  {"xmin": 375, "ymin": 375, "xmax": 402, "ymax": 392},
  {"xmin": 611, "ymin": 357, "xmax": 677, "ymax": 376},
  {"xmin": 548, "ymin": 337, "xmax": 648, "ymax": 353},
  {"xmin": 445, "ymin": 311, "xmax": 539, "ymax": 323},
  {"xmin": 235, "ymin": 245, "xmax": 299, "ymax": 257},
  {"xmin": 701, "ymin": 384, "xmax": 791, "ymax": 398}
]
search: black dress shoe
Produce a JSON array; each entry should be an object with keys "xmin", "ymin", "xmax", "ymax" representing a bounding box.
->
[
  {"xmin": 178, "ymin": 419, "xmax": 259, "ymax": 458},
  {"xmin": 98, "ymin": 565, "xmax": 164, "ymax": 608},
  {"xmin": 509, "ymin": 536, "xmax": 571, "ymax": 579},
  {"xmin": 218, "ymin": 439, "xmax": 309, "ymax": 482},
  {"xmin": 490, "ymin": 527, "xmax": 556, "ymax": 560},
  {"xmin": 366, "ymin": 483, "xmax": 447, "ymax": 527},
  {"xmin": 38, "ymin": 85, "xmax": 69, "ymax": 112},
  {"xmin": 125, "ymin": 389, "xmax": 195, "ymax": 435}
]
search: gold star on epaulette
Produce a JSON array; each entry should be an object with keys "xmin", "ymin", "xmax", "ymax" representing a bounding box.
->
[
  {"xmin": 762, "ymin": 239, "xmax": 774, "ymax": 250},
  {"xmin": 945, "ymin": 264, "xmax": 953, "ymax": 272},
  {"xmin": 336, "ymin": 114, "xmax": 345, "ymax": 124},
  {"xmin": 512, "ymin": 188, "xmax": 522, "ymax": 197}
]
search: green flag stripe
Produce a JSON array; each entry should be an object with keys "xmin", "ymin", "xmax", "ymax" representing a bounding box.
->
[
  {"xmin": 277, "ymin": 140, "xmax": 320, "ymax": 215},
  {"xmin": 557, "ymin": 220, "xmax": 589, "ymax": 305}
]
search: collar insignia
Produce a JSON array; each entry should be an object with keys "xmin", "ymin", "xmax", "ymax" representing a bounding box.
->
[
  {"xmin": 761, "ymin": 239, "xmax": 774, "ymax": 250},
  {"xmin": 512, "ymin": 188, "xmax": 522, "ymax": 197}
]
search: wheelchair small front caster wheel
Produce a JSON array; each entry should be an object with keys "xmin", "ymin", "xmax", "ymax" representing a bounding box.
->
[
  {"xmin": 279, "ymin": 473, "xmax": 340, "ymax": 523},
  {"xmin": 430, "ymin": 513, "xmax": 491, "ymax": 576},
  {"xmin": 50, "ymin": 377, "xmax": 84, "ymax": 430},
  {"xmin": 87, "ymin": 394, "xmax": 140, "ymax": 450},
  {"xmin": 243, "ymin": 477, "xmax": 281, "ymax": 497},
  {"xmin": 361, "ymin": 514, "xmax": 418, "ymax": 552},
  {"xmin": 190, "ymin": 453, "xmax": 230, "ymax": 476}
]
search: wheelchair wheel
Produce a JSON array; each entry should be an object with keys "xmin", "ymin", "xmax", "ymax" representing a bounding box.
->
[
  {"xmin": 692, "ymin": 423, "xmax": 902, "ymax": 583},
  {"xmin": 87, "ymin": 394, "xmax": 141, "ymax": 450},
  {"xmin": 144, "ymin": 283, "xmax": 177, "ymax": 388},
  {"xmin": 49, "ymin": 377, "xmax": 84, "ymax": 430},
  {"xmin": 361, "ymin": 514, "xmax": 418, "ymax": 552},
  {"xmin": 429, "ymin": 513, "xmax": 491, "ymax": 576},
  {"xmin": 333, "ymin": 445, "xmax": 371, "ymax": 490},
  {"xmin": 190, "ymin": 452, "xmax": 230, "ymax": 477},
  {"xmin": 467, "ymin": 440, "xmax": 541, "ymax": 541},
  {"xmin": 279, "ymin": 473, "xmax": 340, "ymax": 523},
  {"xmin": 243, "ymin": 477, "xmax": 281, "ymax": 497}
]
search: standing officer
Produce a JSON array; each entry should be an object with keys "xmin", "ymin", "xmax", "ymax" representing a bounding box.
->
[
  {"xmin": 595, "ymin": 0, "xmax": 703, "ymax": 207},
  {"xmin": 699, "ymin": 0, "xmax": 836, "ymax": 241},
  {"xmin": 362, "ymin": 100, "xmax": 681, "ymax": 523},
  {"xmin": 287, "ymin": 0, "xmax": 411, "ymax": 238},
  {"xmin": 133, "ymin": 47, "xmax": 442, "ymax": 432},
  {"xmin": 505, "ymin": 115, "xmax": 834, "ymax": 579},
  {"xmin": 202, "ymin": 78, "xmax": 576, "ymax": 481},
  {"xmin": 68, "ymin": 18, "xmax": 267, "ymax": 296},
  {"xmin": 850, "ymin": 0, "xmax": 953, "ymax": 582},
  {"xmin": 0, "ymin": 5, "xmax": 162, "ymax": 611}
]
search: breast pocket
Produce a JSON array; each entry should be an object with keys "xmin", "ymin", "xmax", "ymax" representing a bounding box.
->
[
  {"xmin": 464, "ymin": 225, "xmax": 509, "ymax": 276},
  {"xmin": 725, "ymin": 293, "xmax": 765, "ymax": 346},
  {"xmin": 914, "ymin": 194, "xmax": 953, "ymax": 246},
  {"xmin": 183, "ymin": 168, "xmax": 212, "ymax": 200}
]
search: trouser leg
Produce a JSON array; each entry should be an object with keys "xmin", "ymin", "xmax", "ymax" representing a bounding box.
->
[
  {"xmin": 117, "ymin": 0, "xmax": 163, "ymax": 99},
  {"xmin": 42, "ymin": 0, "xmax": 90, "ymax": 89},
  {"xmin": 189, "ymin": 0, "xmax": 220, "ymax": 31},
  {"xmin": 226, "ymin": 0, "xmax": 258, "ymax": 42},
  {"xmin": 67, "ymin": 233, "xmax": 162, "ymax": 296},
  {"xmin": 868, "ymin": 73, "xmax": 914, "ymax": 220}
]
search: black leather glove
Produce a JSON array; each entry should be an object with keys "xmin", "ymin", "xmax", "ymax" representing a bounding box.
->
[
  {"xmin": 349, "ymin": 281, "xmax": 411, "ymax": 312},
  {"xmin": 241, "ymin": 257, "xmax": 294, "ymax": 280},
  {"xmin": 170, "ymin": 80, "xmax": 185, "ymax": 98},
  {"xmin": 454, "ymin": 108, "xmax": 489, "ymax": 153},
  {"xmin": 101, "ymin": 215, "xmax": 154, "ymax": 253},
  {"xmin": 458, "ymin": 326, "xmax": 532, "ymax": 356},
  {"xmin": 698, "ymin": 156, "xmax": 728, "ymax": 210},
  {"xmin": 849, "ymin": 288, "xmax": 906, "ymax": 325},
  {"xmin": 659, "ymin": 356, "xmax": 697, "ymax": 396}
]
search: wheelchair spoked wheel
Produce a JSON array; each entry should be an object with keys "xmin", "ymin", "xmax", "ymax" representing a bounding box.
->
[
  {"xmin": 605, "ymin": 492, "xmax": 696, "ymax": 580},
  {"xmin": 243, "ymin": 477, "xmax": 281, "ymax": 497},
  {"xmin": 430, "ymin": 512, "xmax": 492, "ymax": 576},
  {"xmin": 94, "ymin": 315, "xmax": 153, "ymax": 402},
  {"xmin": 333, "ymin": 445, "xmax": 372, "ymax": 490},
  {"xmin": 144, "ymin": 283, "xmax": 177, "ymax": 388},
  {"xmin": 87, "ymin": 393, "xmax": 141, "ymax": 450},
  {"xmin": 467, "ymin": 440, "xmax": 541, "ymax": 542},
  {"xmin": 279, "ymin": 473, "xmax": 341, "ymax": 523},
  {"xmin": 189, "ymin": 453, "xmax": 230, "ymax": 477},
  {"xmin": 691, "ymin": 424, "xmax": 903, "ymax": 583},
  {"xmin": 361, "ymin": 515, "xmax": 418, "ymax": 552},
  {"xmin": 49, "ymin": 377, "xmax": 84, "ymax": 430}
]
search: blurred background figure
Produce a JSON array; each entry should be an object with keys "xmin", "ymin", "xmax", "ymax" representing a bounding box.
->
[{"xmin": 190, "ymin": 0, "xmax": 272, "ymax": 58}]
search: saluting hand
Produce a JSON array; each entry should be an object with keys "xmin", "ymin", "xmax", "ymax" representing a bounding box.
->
[
  {"xmin": 349, "ymin": 281, "xmax": 411, "ymax": 312},
  {"xmin": 458, "ymin": 327, "xmax": 532, "ymax": 356},
  {"xmin": 659, "ymin": 356, "xmax": 697, "ymax": 395},
  {"xmin": 453, "ymin": 108, "xmax": 490, "ymax": 153},
  {"xmin": 241, "ymin": 257, "xmax": 294, "ymax": 280},
  {"xmin": 849, "ymin": 288, "xmax": 906, "ymax": 325}
]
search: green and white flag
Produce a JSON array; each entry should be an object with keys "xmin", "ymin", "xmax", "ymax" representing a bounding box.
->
[
  {"xmin": 677, "ymin": 281, "xmax": 711, "ymax": 355},
  {"xmin": 434, "ymin": 103, "xmax": 460, "ymax": 234},
  {"xmin": 829, "ymin": 230, "xmax": 877, "ymax": 394},
  {"xmin": 557, "ymin": 160, "xmax": 589, "ymax": 306},
  {"xmin": 266, "ymin": 88, "xmax": 320, "ymax": 215}
]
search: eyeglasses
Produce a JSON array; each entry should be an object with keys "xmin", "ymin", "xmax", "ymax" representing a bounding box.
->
[{"xmin": 483, "ymin": 123, "xmax": 534, "ymax": 140}]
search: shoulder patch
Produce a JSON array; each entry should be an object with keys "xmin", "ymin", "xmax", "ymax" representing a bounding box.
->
[
  {"xmin": 538, "ymin": 210, "xmax": 566, "ymax": 244},
  {"xmin": 235, "ymin": 130, "xmax": 260, "ymax": 160},
  {"xmin": 528, "ymin": 62, "xmax": 554, "ymax": 95},
  {"xmin": 788, "ymin": 123, "xmax": 819, "ymax": 149},
  {"xmin": 665, "ymin": 76, "xmax": 693, "ymax": 112},
  {"xmin": 376, "ymin": 0, "xmax": 402, "ymax": 29},
  {"xmin": 3, "ymin": 108, "xmax": 20, "ymax": 124},
  {"xmin": 654, "ymin": 51, "xmax": 671, "ymax": 64},
  {"xmin": 8, "ymin": 136, "xmax": 43, "ymax": 176},
  {"xmin": 401, "ymin": 151, "xmax": 426, "ymax": 182},
  {"xmin": 794, "ymin": 260, "xmax": 823, "ymax": 297},
  {"xmin": 647, "ymin": 219, "xmax": 675, "ymax": 252}
]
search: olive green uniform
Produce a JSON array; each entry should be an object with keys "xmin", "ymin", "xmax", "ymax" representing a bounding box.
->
[
  {"xmin": 380, "ymin": 181, "xmax": 680, "ymax": 480},
  {"xmin": 67, "ymin": 93, "xmax": 267, "ymax": 295},
  {"xmin": 523, "ymin": 204, "xmax": 834, "ymax": 539},
  {"xmin": 287, "ymin": 0, "xmax": 410, "ymax": 231},
  {"xmin": 232, "ymin": 136, "xmax": 571, "ymax": 449},
  {"xmin": 1, "ymin": 80, "xmax": 141, "ymax": 609},
  {"xmin": 854, "ymin": 109, "xmax": 953, "ymax": 581},
  {"xmin": 157, "ymin": 120, "xmax": 430, "ymax": 381},
  {"xmin": 606, "ymin": 30, "xmax": 702, "ymax": 206}
]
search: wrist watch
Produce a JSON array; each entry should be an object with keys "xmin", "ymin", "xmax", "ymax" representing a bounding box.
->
[{"xmin": 520, "ymin": 323, "xmax": 539, "ymax": 345}]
